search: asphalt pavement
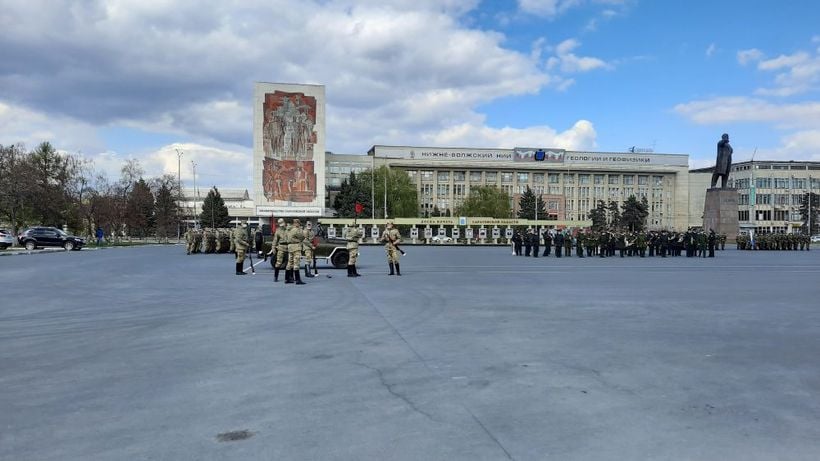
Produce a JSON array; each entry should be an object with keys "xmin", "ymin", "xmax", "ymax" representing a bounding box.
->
[{"xmin": 2, "ymin": 245, "xmax": 820, "ymax": 460}]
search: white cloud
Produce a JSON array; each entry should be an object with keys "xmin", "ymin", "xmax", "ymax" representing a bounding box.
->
[
  {"xmin": 674, "ymin": 97, "xmax": 820, "ymax": 129},
  {"xmin": 0, "ymin": 0, "xmax": 584, "ymax": 161},
  {"xmin": 737, "ymin": 48, "xmax": 763, "ymax": 65},
  {"xmin": 423, "ymin": 119, "xmax": 597, "ymax": 150},
  {"xmin": 705, "ymin": 43, "xmax": 717, "ymax": 58},
  {"xmin": 0, "ymin": 101, "xmax": 104, "ymax": 153},
  {"xmin": 547, "ymin": 39, "xmax": 611, "ymax": 73}
]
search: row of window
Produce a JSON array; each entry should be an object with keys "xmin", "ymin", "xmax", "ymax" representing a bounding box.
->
[
  {"xmin": 739, "ymin": 210, "xmax": 803, "ymax": 222},
  {"xmin": 732, "ymin": 177, "xmax": 820, "ymax": 189},
  {"xmin": 738, "ymin": 193, "xmax": 809, "ymax": 206},
  {"xmin": 407, "ymin": 170, "xmax": 665, "ymax": 186}
]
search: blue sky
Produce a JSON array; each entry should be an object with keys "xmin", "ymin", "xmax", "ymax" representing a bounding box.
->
[{"xmin": 1, "ymin": 0, "xmax": 819, "ymax": 187}]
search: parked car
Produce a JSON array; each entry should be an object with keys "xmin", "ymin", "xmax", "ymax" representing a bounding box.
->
[
  {"xmin": 0, "ymin": 229, "xmax": 14, "ymax": 250},
  {"xmin": 812, "ymin": 235, "xmax": 820, "ymax": 243},
  {"xmin": 431, "ymin": 235, "xmax": 453, "ymax": 243},
  {"xmin": 17, "ymin": 227, "xmax": 85, "ymax": 251},
  {"xmin": 267, "ymin": 235, "xmax": 350, "ymax": 269}
]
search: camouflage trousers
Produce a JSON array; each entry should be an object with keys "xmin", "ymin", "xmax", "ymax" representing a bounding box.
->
[
  {"xmin": 385, "ymin": 246, "xmax": 400, "ymax": 263},
  {"xmin": 286, "ymin": 244, "xmax": 302, "ymax": 270},
  {"xmin": 348, "ymin": 247, "xmax": 359, "ymax": 265},
  {"xmin": 235, "ymin": 248, "xmax": 246, "ymax": 264},
  {"xmin": 303, "ymin": 248, "xmax": 313, "ymax": 265},
  {"xmin": 275, "ymin": 245, "xmax": 288, "ymax": 268}
]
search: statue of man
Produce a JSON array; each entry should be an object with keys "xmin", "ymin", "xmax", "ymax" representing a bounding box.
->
[{"xmin": 711, "ymin": 133, "xmax": 733, "ymax": 189}]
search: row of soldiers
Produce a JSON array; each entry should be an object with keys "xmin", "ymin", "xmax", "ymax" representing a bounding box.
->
[
  {"xmin": 268, "ymin": 218, "xmax": 319, "ymax": 284},
  {"xmin": 183, "ymin": 228, "xmax": 234, "ymax": 254},
  {"xmin": 514, "ymin": 229, "xmax": 727, "ymax": 258},
  {"xmin": 736, "ymin": 233, "xmax": 813, "ymax": 251}
]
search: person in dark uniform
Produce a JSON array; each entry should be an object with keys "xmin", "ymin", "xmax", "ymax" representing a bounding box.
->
[
  {"xmin": 659, "ymin": 231, "xmax": 669, "ymax": 258},
  {"xmin": 530, "ymin": 229, "xmax": 540, "ymax": 258},
  {"xmin": 524, "ymin": 229, "xmax": 532, "ymax": 257},
  {"xmin": 554, "ymin": 231, "xmax": 564, "ymax": 258},
  {"xmin": 542, "ymin": 230, "xmax": 552, "ymax": 257},
  {"xmin": 708, "ymin": 229, "xmax": 717, "ymax": 257},
  {"xmin": 512, "ymin": 231, "xmax": 523, "ymax": 256}
]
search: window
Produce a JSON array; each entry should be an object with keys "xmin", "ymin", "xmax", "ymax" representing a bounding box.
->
[
  {"xmin": 470, "ymin": 171, "xmax": 482, "ymax": 182},
  {"xmin": 623, "ymin": 175, "xmax": 634, "ymax": 185},
  {"xmin": 453, "ymin": 171, "xmax": 465, "ymax": 182},
  {"xmin": 533, "ymin": 173, "xmax": 544, "ymax": 184},
  {"xmin": 738, "ymin": 194, "xmax": 749, "ymax": 205},
  {"xmin": 735, "ymin": 178, "xmax": 750, "ymax": 189},
  {"xmin": 437, "ymin": 171, "xmax": 449, "ymax": 182},
  {"xmin": 739, "ymin": 210, "xmax": 749, "ymax": 221},
  {"xmin": 563, "ymin": 174, "xmax": 575, "ymax": 184},
  {"xmin": 406, "ymin": 170, "xmax": 417, "ymax": 182},
  {"xmin": 517, "ymin": 172, "xmax": 529, "ymax": 183},
  {"xmin": 437, "ymin": 184, "xmax": 450, "ymax": 197},
  {"xmin": 774, "ymin": 178, "xmax": 789, "ymax": 189},
  {"xmin": 774, "ymin": 209, "xmax": 789, "ymax": 221},
  {"xmin": 755, "ymin": 177, "xmax": 772, "ymax": 189},
  {"xmin": 453, "ymin": 184, "xmax": 466, "ymax": 196},
  {"xmin": 812, "ymin": 178, "xmax": 820, "ymax": 189},
  {"xmin": 792, "ymin": 194, "xmax": 803, "ymax": 206},
  {"xmin": 594, "ymin": 174, "xmax": 604, "ymax": 185},
  {"xmin": 653, "ymin": 176, "xmax": 664, "ymax": 187},
  {"xmin": 792, "ymin": 178, "xmax": 806, "ymax": 189},
  {"xmin": 548, "ymin": 186, "xmax": 561, "ymax": 195},
  {"xmin": 421, "ymin": 170, "xmax": 434, "ymax": 181},
  {"xmin": 774, "ymin": 194, "xmax": 789, "ymax": 205},
  {"xmin": 755, "ymin": 193, "xmax": 771, "ymax": 205},
  {"xmin": 579, "ymin": 174, "xmax": 590, "ymax": 185},
  {"xmin": 548, "ymin": 173, "xmax": 560, "ymax": 184},
  {"xmin": 638, "ymin": 175, "xmax": 648, "ymax": 186},
  {"xmin": 579, "ymin": 186, "xmax": 590, "ymax": 196},
  {"xmin": 486, "ymin": 172, "xmax": 497, "ymax": 182},
  {"xmin": 501, "ymin": 172, "xmax": 513, "ymax": 183}
]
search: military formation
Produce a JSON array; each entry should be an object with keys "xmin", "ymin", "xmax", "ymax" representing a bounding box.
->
[
  {"xmin": 736, "ymin": 233, "xmax": 812, "ymax": 251},
  {"xmin": 183, "ymin": 227, "xmax": 234, "ymax": 254},
  {"xmin": 512, "ymin": 229, "xmax": 729, "ymax": 259}
]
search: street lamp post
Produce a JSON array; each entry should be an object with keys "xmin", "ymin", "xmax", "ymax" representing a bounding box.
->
[{"xmin": 176, "ymin": 149, "xmax": 183, "ymax": 240}]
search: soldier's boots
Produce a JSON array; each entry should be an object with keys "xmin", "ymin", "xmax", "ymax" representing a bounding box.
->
[
  {"xmin": 394, "ymin": 263, "xmax": 401, "ymax": 276},
  {"xmin": 294, "ymin": 270, "xmax": 306, "ymax": 285},
  {"xmin": 313, "ymin": 262, "xmax": 319, "ymax": 276},
  {"xmin": 274, "ymin": 267, "xmax": 280, "ymax": 282},
  {"xmin": 304, "ymin": 264, "xmax": 315, "ymax": 278},
  {"xmin": 285, "ymin": 269, "xmax": 294, "ymax": 284},
  {"xmin": 388, "ymin": 262, "xmax": 394, "ymax": 275},
  {"xmin": 347, "ymin": 264, "xmax": 361, "ymax": 277},
  {"xmin": 235, "ymin": 263, "xmax": 245, "ymax": 275}
]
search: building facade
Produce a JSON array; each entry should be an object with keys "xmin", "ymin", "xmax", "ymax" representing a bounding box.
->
[
  {"xmin": 335, "ymin": 145, "xmax": 693, "ymax": 230},
  {"xmin": 714, "ymin": 160, "xmax": 820, "ymax": 234}
]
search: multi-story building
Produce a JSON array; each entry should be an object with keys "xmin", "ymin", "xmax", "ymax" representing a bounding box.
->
[
  {"xmin": 324, "ymin": 152, "xmax": 372, "ymax": 210},
  {"xmin": 332, "ymin": 145, "xmax": 692, "ymax": 230},
  {"xmin": 179, "ymin": 187, "xmax": 256, "ymax": 226},
  {"xmin": 692, "ymin": 160, "xmax": 820, "ymax": 234}
]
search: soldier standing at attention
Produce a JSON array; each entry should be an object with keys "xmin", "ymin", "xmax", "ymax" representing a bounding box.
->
[
  {"xmin": 542, "ymin": 229, "xmax": 552, "ymax": 257},
  {"xmin": 346, "ymin": 223, "xmax": 363, "ymax": 277},
  {"xmin": 232, "ymin": 221, "xmax": 250, "ymax": 275},
  {"xmin": 302, "ymin": 221, "xmax": 317, "ymax": 278},
  {"xmin": 381, "ymin": 220, "xmax": 403, "ymax": 275},
  {"xmin": 286, "ymin": 218, "xmax": 306, "ymax": 285},
  {"xmin": 184, "ymin": 227, "xmax": 193, "ymax": 255},
  {"xmin": 531, "ymin": 228, "xmax": 540, "ymax": 258},
  {"xmin": 268, "ymin": 218, "xmax": 289, "ymax": 282},
  {"xmin": 554, "ymin": 231, "xmax": 564, "ymax": 258},
  {"xmin": 523, "ymin": 229, "xmax": 532, "ymax": 257}
]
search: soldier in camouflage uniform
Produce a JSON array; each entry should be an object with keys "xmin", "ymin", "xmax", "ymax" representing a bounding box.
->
[
  {"xmin": 214, "ymin": 228, "xmax": 223, "ymax": 253},
  {"xmin": 346, "ymin": 224, "xmax": 363, "ymax": 277},
  {"xmin": 268, "ymin": 218, "xmax": 289, "ymax": 283},
  {"xmin": 193, "ymin": 229, "xmax": 203, "ymax": 254},
  {"xmin": 285, "ymin": 219, "xmax": 306, "ymax": 285},
  {"xmin": 184, "ymin": 228, "xmax": 194, "ymax": 255},
  {"xmin": 232, "ymin": 221, "xmax": 250, "ymax": 275},
  {"xmin": 302, "ymin": 221, "xmax": 317, "ymax": 278},
  {"xmin": 381, "ymin": 220, "xmax": 403, "ymax": 275}
]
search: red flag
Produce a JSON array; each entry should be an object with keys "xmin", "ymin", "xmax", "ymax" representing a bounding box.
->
[{"xmin": 354, "ymin": 202, "xmax": 363, "ymax": 214}]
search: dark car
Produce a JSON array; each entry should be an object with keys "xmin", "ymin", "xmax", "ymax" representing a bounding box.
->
[{"xmin": 18, "ymin": 227, "xmax": 85, "ymax": 251}]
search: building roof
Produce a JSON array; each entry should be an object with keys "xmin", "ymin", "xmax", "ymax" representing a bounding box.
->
[
  {"xmin": 181, "ymin": 188, "xmax": 250, "ymax": 200},
  {"xmin": 690, "ymin": 160, "xmax": 820, "ymax": 173}
]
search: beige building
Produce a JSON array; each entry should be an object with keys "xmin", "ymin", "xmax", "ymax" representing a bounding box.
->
[
  {"xmin": 691, "ymin": 160, "xmax": 820, "ymax": 234},
  {"xmin": 337, "ymin": 145, "xmax": 694, "ymax": 230}
]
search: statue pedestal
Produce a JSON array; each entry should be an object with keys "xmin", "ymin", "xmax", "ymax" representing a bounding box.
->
[{"xmin": 703, "ymin": 188, "xmax": 739, "ymax": 235}]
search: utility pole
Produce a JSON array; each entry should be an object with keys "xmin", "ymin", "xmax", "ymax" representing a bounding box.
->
[
  {"xmin": 371, "ymin": 155, "xmax": 375, "ymax": 220},
  {"xmin": 176, "ymin": 149, "xmax": 183, "ymax": 240},
  {"xmin": 384, "ymin": 168, "xmax": 388, "ymax": 219}
]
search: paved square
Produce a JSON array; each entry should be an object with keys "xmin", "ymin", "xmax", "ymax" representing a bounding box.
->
[{"xmin": 2, "ymin": 246, "xmax": 820, "ymax": 460}]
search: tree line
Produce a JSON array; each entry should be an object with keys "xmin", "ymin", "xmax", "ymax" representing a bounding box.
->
[{"xmin": 0, "ymin": 142, "xmax": 183, "ymax": 240}]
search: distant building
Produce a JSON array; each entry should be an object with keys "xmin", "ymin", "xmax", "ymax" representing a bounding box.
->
[
  {"xmin": 691, "ymin": 160, "xmax": 820, "ymax": 234},
  {"xmin": 178, "ymin": 188, "xmax": 256, "ymax": 227}
]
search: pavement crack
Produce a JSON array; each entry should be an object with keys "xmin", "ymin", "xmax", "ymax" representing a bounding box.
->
[
  {"xmin": 464, "ymin": 407, "xmax": 515, "ymax": 461},
  {"xmin": 354, "ymin": 360, "xmax": 440, "ymax": 423}
]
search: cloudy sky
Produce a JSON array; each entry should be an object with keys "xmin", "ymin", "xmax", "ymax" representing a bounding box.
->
[{"xmin": 1, "ymin": 0, "xmax": 819, "ymax": 188}]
